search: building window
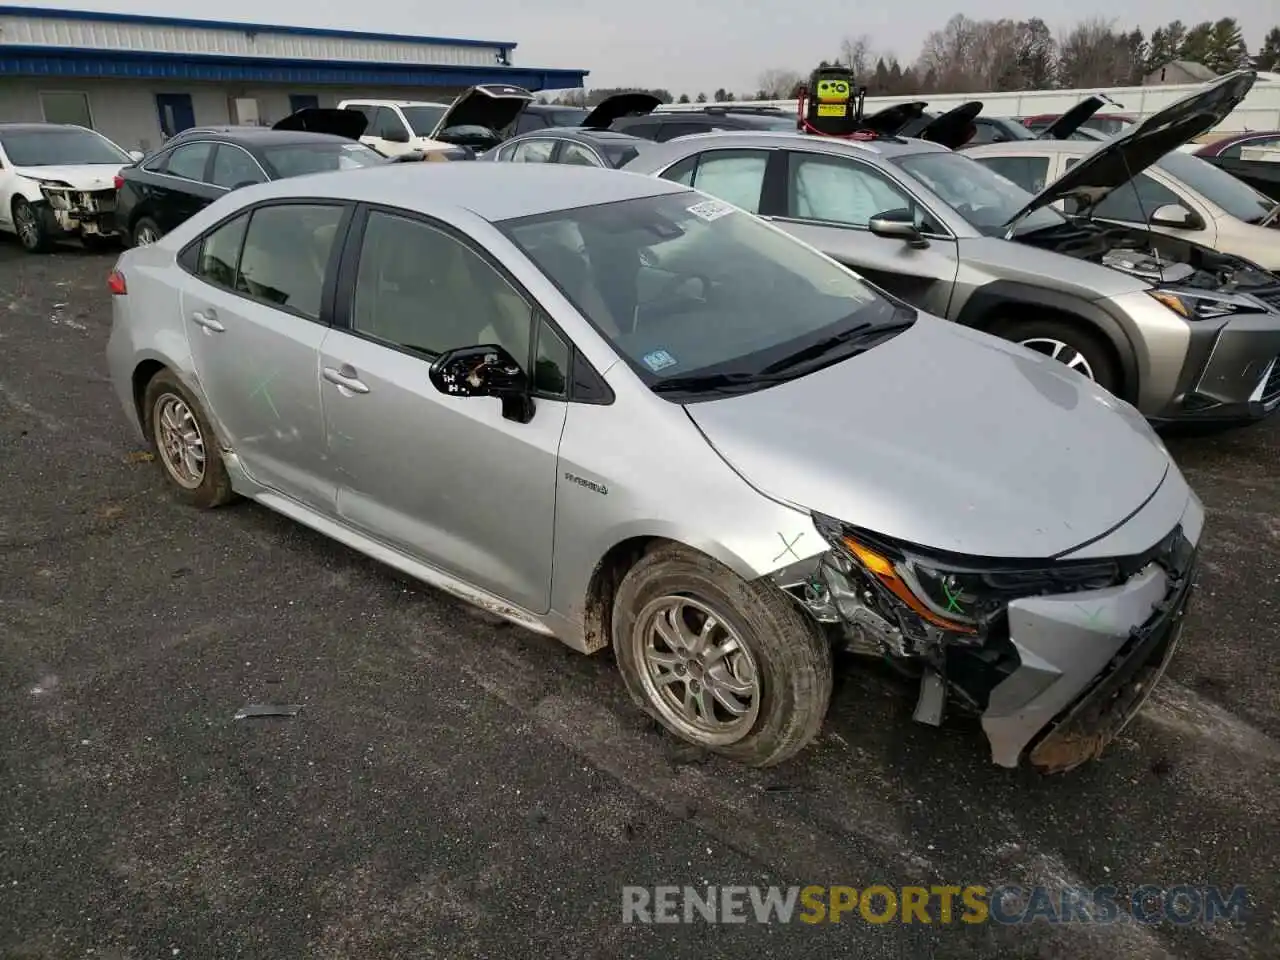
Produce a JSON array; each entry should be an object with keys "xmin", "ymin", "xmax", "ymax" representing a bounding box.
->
[{"xmin": 40, "ymin": 91, "xmax": 93, "ymax": 129}]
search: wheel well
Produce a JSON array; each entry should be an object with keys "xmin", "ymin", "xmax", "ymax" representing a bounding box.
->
[
  {"xmin": 976, "ymin": 305, "xmax": 1132, "ymax": 401},
  {"xmin": 131, "ymin": 360, "xmax": 166, "ymax": 424},
  {"xmin": 582, "ymin": 536, "xmax": 671, "ymax": 654}
]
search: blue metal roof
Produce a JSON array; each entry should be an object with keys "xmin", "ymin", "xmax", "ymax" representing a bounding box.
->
[
  {"xmin": 0, "ymin": 47, "xmax": 588, "ymax": 90},
  {"xmin": 0, "ymin": 5, "xmax": 517, "ymax": 50}
]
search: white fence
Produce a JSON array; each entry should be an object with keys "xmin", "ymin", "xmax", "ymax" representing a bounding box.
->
[{"xmin": 657, "ymin": 78, "xmax": 1280, "ymax": 136}]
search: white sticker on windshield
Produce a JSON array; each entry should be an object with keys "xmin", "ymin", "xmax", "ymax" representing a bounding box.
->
[
  {"xmin": 642, "ymin": 349, "xmax": 678, "ymax": 372},
  {"xmin": 686, "ymin": 199, "xmax": 735, "ymax": 222}
]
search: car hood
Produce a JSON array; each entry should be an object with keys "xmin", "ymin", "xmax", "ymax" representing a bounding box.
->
[
  {"xmin": 13, "ymin": 164, "xmax": 123, "ymax": 188},
  {"xmin": 430, "ymin": 83, "xmax": 535, "ymax": 139},
  {"xmin": 272, "ymin": 107, "xmax": 367, "ymax": 140},
  {"xmin": 1004, "ymin": 70, "xmax": 1258, "ymax": 226},
  {"xmin": 685, "ymin": 316, "xmax": 1171, "ymax": 559},
  {"xmin": 581, "ymin": 93, "xmax": 661, "ymax": 130},
  {"xmin": 1038, "ymin": 96, "xmax": 1106, "ymax": 140},
  {"xmin": 917, "ymin": 101, "xmax": 984, "ymax": 149},
  {"xmin": 859, "ymin": 101, "xmax": 928, "ymax": 136}
]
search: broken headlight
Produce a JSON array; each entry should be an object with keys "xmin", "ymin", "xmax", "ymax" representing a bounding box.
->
[
  {"xmin": 1147, "ymin": 289, "xmax": 1268, "ymax": 321},
  {"xmin": 813, "ymin": 515, "xmax": 1121, "ymax": 637}
]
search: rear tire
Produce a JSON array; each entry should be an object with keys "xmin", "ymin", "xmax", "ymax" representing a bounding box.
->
[
  {"xmin": 130, "ymin": 216, "xmax": 162, "ymax": 248},
  {"xmin": 12, "ymin": 197, "xmax": 53, "ymax": 253},
  {"xmin": 142, "ymin": 369, "xmax": 236, "ymax": 509},
  {"xmin": 612, "ymin": 544, "xmax": 833, "ymax": 767},
  {"xmin": 990, "ymin": 315, "xmax": 1121, "ymax": 395}
]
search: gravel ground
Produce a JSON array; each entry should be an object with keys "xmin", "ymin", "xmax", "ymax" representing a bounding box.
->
[{"xmin": 1, "ymin": 239, "xmax": 1277, "ymax": 959}]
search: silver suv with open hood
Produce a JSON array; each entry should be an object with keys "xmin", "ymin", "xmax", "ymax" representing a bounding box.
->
[{"xmin": 617, "ymin": 71, "xmax": 1280, "ymax": 426}]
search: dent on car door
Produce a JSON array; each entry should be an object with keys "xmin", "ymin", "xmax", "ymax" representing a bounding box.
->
[
  {"xmin": 774, "ymin": 150, "xmax": 960, "ymax": 316},
  {"xmin": 317, "ymin": 206, "xmax": 568, "ymax": 613},
  {"xmin": 177, "ymin": 200, "xmax": 349, "ymax": 510}
]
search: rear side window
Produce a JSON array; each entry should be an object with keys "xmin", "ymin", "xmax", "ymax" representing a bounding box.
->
[
  {"xmin": 236, "ymin": 204, "xmax": 346, "ymax": 319},
  {"xmin": 370, "ymin": 107, "xmax": 407, "ymax": 140},
  {"xmin": 1220, "ymin": 136, "xmax": 1280, "ymax": 159},
  {"xmin": 196, "ymin": 213, "xmax": 249, "ymax": 288},
  {"xmin": 515, "ymin": 113, "xmax": 548, "ymax": 135},
  {"xmin": 165, "ymin": 142, "xmax": 212, "ymax": 181},
  {"xmin": 973, "ymin": 155, "xmax": 1051, "ymax": 193},
  {"xmin": 210, "ymin": 144, "xmax": 266, "ymax": 189}
]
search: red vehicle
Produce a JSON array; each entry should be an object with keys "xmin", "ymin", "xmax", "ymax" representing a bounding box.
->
[{"xmin": 1193, "ymin": 130, "xmax": 1280, "ymax": 200}]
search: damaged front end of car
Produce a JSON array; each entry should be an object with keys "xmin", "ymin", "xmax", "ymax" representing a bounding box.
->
[
  {"xmin": 771, "ymin": 511, "xmax": 1200, "ymax": 774},
  {"xmin": 36, "ymin": 181, "xmax": 118, "ymax": 237}
]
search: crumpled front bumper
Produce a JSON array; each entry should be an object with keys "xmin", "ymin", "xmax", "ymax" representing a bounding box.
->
[
  {"xmin": 983, "ymin": 519, "xmax": 1199, "ymax": 772},
  {"xmin": 38, "ymin": 185, "xmax": 118, "ymax": 237}
]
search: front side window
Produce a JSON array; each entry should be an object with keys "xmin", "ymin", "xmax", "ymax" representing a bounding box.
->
[
  {"xmin": 500, "ymin": 191, "xmax": 900, "ymax": 391},
  {"xmin": 972, "ymin": 155, "xmax": 1051, "ymax": 194},
  {"xmin": 894, "ymin": 150, "xmax": 1065, "ymax": 236},
  {"xmin": 165, "ymin": 142, "xmax": 213, "ymax": 181},
  {"xmin": 533, "ymin": 317, "xmax": 571, "ymax": 397},
  {"xmin": 210, "ymin": 144, "xmax": 266, "ymax": 188},
  {"xmin": 788, "ymin": 152, "xmax": 938, "ymax": 230},
  {"xmin": 1156, "ymin": 150, "xmax": 1274, "ymax": 223},
  {"xmin": 351, "ymin": 210, "xmax": 533, "ymax": 365},
  {"xmin": 235, "ymin": 204, "xmax": 346, "ymax": 319},
  {"xmin": 259, "ymin": 142, "xmax": 384, "ymax": 178},
  {"xmin": 1069, "ymin": 172, "xmax": 1180, "ymax": 222},
  {"xmin": 0, "ymin": 127, "xmax": 131, "ymax": 167}
]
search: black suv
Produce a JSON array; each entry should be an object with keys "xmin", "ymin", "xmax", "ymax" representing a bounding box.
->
[{"xmin": 611, "ymin": 106, "xmax": 798, "ymax": 142}]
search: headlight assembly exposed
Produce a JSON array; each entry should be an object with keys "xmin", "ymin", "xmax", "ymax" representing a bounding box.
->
[
  {"xmin": 1147, "ymin": 288, "xmax": 1268, "ymax": 321},
  {"xmin": 812, "ymin": 515, "xmax": 1121, "ymax": 639}
]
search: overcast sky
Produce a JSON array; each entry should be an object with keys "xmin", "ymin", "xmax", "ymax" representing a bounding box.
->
[{"xmin": 49, "ymin": 0, "xmax": 1280, "ymax": 95}]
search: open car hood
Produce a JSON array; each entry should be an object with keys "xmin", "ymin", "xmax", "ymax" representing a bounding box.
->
[
  {"xmin": 581, "ymin": 93, "xmax": 661, "ymax": 130},
  {"xmin": 429, "ymin": 83, "xmax": 535, "ymax": 140},
  {"xmin": 915, "ymin": 101, "xmax": 983, "ymax": 149},
  {"xmin": 272, "ymin": 107, "xmax": 367, "ymax": 140},
  {"xmin": 858, "ymin": 102, "xmax": 928, "ymax": 136},
  {"xmin": 1037, "ymin": 96, "xmax": 1106, "ymax": 141},
  {"xmin": 1003, "ymin": 70, "xmax": 1258, "ymax": 226}
]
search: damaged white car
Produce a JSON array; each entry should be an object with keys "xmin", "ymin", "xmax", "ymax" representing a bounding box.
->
[{"xmin": 0, "ymin": 122, "xmax": 142, "ymax": 253}]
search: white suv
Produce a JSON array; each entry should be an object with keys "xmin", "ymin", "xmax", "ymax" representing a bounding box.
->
[{"xmin": 337, "ymin": 99, "xmax": 451, "ymax": 156}]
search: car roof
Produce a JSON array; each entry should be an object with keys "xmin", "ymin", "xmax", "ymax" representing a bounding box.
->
[
  {"xmin": 170, "ymin": 129, "xmax": 357, "ymax": 146},
  {"xmin": 634, "ymin": 129, "xmax": 951, "ymax": 158},
  {"xmin": 230, "ymin": 162, "xmax": 691, "ymax": 221},
  {"xmin": 342, "ymin": 99, "xmax": 444, "ymax": 107},
  {"xmin": 0, "ymin": 122, "xmax": 89, "ymax": 133}
]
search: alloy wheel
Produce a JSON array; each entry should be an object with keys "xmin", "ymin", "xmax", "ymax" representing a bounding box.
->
[
  {"xmin": 1019, "ymin": 337, "xmax": 1096, "ymax": 381},
  {"xmin": 153, "ymin": 393, "xmax": 206, "ymax": 489},
  {"xmin": 14, "ymin": 203, "xmax": 39, "ymax": 249},
  {"xmin": 632, "ymin": 595, "xmax": 761, "ymax": 746}
]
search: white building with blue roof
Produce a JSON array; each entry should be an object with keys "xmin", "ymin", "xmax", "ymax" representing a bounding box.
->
[{"xmin": 0, "ymin": 6, "xmax": 589, "ymax": 151}]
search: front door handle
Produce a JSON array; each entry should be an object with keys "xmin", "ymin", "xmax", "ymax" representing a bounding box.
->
[
  {"xmin": 190, "ymin": 309, "xmax": 225, "ymax": 333},
  {"xmin": 322, "ymin": 365, "xmax": 370, "ymax": 395}
]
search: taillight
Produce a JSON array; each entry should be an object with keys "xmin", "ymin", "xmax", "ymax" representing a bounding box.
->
[
  {"xmin": 108, "ymin": 269, "xmax": 127, "ymax": 295},
  {"xmin": 113, "ymin": 174, "xmax": 124, "ymax": 190}
]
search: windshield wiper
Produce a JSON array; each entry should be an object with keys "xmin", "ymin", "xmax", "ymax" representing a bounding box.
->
[
  {"xmin": 758, "ymin": 314, "xmax": 915, "ymax": 375},
  {"xmin": 1259, "ymin": 202, "xmax": 1280, "ymax": 229},
  {"xmin": 650, "ymin": 370, "xmax": 796, "ymax": 395}
]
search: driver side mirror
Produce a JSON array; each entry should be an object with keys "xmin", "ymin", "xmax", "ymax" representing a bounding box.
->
[
  {"xmin": 128, "ymin": 149, "xmax": 145, "ymax": 162},
  {"xmin": 1149, "ymin": 203, "xmax": 1203, "ymax": 231},
  {"xmin": 428, "ymin": 344, "xmax": 533, "ymax": 423},
  {"xmin": 383, "ymin": 127, "xmax": 411, "ymax": 144},
  {"xmin": 868, "ymin": 209, "xmax": 930, "ymax": 249}
]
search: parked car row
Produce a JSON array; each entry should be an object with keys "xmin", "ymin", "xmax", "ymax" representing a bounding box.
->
[{"xmin": 104, "ymin": 69, "xmax": 1272, "ymax": 778}]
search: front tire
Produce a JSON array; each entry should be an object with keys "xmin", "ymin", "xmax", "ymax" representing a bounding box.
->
[
  {"xmin": 12, "ymin": 197, "xmax": 53, "ymax": 253},
  {"xmin": 612, "ymin": 544, "xmax": 833, "ymax": 767},
  {"xmin": 142, "ymin": 369, "xmax": 236, "ymax": 509},
  {"xmin": 991, "ymin": 316, "xmax": 1121, "ymax": 395}
]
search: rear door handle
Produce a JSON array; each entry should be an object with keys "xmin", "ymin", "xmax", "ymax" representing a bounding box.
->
[
  {"xmin": 322, "ymin": 365, "xmax": 370, "ymax": 395},
  {"xmin": 190, "ymin": 309, "xmax": 225, "ymax": 333}
]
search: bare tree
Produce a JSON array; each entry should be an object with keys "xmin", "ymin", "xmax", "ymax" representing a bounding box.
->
[
  {"xmin": 839, "ymin": 34, "xmax": 875, "ymax": 78},
  {"xmin": 1057, "ymin": 17, "xmax": 1130, "ymax": 88},
  {"xmin": 916, "ymin": 14, "xmax": 985, "ymax": 91},
  {"xmin": 757, "ymin": 68, "xmax": 803, "ymax": 99}
]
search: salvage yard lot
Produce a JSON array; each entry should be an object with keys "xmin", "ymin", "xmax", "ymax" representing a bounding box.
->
[{"xmin": 1, "ymin": 241, "xmax": 1278, "ymax": 960}]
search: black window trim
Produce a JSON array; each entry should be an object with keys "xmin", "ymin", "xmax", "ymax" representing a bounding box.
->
[
  {"xmin": 331, "ymin": 201, "xmax": 613, "ymax": 406},
  {"xmin": 144, "ymin": 138, "xmax": 223, "ymax": 188},
  {"xmin": 176, "ymin": 196, "xmax": 357, "ymax": 326},
  {"xmin": 208, "ymin": 141, "xmax": 270, "ymax": 187}
]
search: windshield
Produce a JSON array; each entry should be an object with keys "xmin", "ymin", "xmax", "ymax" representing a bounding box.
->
[
  {"xmin": 400, "ymin": 105, "xmax": 448, "ymax": 136},
  {"xmin": 894, "ymin": 150, "xmax": 1066, "ymax": 236},
  {"xmin": 260, "ymin": 141, "xmax": 385, "ymax": 178},
  {"xmin": 1157, "ymin": 149, "xmax": 1275, "ymax": 223},
  {"xmin": 500, "ymin": 191, "xmax": 902, "ymax": 392},
  {"xmin": 0, "ymin": 128, "xmax": 131, "ymax": 167}
]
